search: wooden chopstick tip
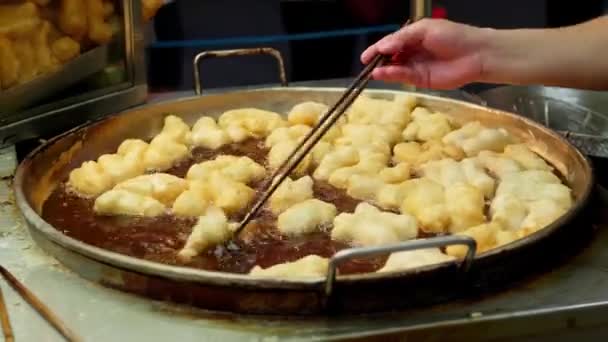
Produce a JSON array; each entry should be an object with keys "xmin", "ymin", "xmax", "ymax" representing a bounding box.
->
[
  {"xmin": 0, "ymin": 265, "xmax": 82, "ymax": 342},
  {"xmin": 0, "ymin": 283, "xmax": 14, "ymax": 342}
]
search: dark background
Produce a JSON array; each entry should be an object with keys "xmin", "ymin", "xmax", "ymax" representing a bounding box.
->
[
  {"xmin": 12, "ymin": 0, "xmax": 608, "ymax": 161},
  {"xmin": 146, "ymin": 0, "xmax": 608, "ymax": 92}
]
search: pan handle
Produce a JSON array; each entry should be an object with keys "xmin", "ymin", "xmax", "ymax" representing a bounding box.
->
[
  {"xmin": 459, "ymin": 89, "xmax": 488, "ymax": 106},
  {"xmin": 324, "ymin": 235, "xmax": 477, "ymax": 298},
  {"xmin": 192, "ymin": 47, "xmax": 288, "ymax": 95}
]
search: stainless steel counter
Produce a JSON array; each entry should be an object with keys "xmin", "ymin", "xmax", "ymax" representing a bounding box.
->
[{"xmin": 3, "ymin": 79, "xmax": 608, "ymax": 341}]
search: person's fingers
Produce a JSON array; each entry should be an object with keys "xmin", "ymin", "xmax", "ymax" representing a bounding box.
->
[
  {"xmin": 422, "ymin": 55, "xmax": 483, "ymax": 89},
  {"xmin": 361, "ymin": 44, "xmax": 380, "ymax": 64},
  {"xmin": 372, "ymin": 60, "xmax": 474, "ymax": 90},
  {"xmin": 376, "ymin": 21, "xmax": 428, "ymax": 54},
  {"xmin": 361, "ymin": 20, "xmax": 429, "ymax": 64},
  {"xmin": 361, "ymin": 33, "xmax": 398, "ymax": 63},
  {"xmin": 372, "ymin": 65, "xmax": 422, "ymax": 85}
]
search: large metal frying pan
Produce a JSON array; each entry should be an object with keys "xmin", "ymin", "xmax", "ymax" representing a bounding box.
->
[{"xmin": 12, "ymin": 50, "xmax": 595, "ymax": 315}]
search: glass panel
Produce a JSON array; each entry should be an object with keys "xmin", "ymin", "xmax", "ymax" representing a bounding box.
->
[{"xmin": 0, "ymin": 0, "xmax": 155, "ymax": 128}]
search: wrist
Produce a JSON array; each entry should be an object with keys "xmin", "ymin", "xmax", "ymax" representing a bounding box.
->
[
  {"xmin": 474, "ymin": 27, "xmax": 501, "ymax": 83},
  {"xmin": 476, "ymin": 26, "xmax": 535, "ymax": 85},
  {"xmin": 477, "ymin": 26, "xmax": 548, "ymax": 85}
]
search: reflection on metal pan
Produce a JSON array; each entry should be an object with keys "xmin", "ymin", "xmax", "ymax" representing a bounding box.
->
[
  {"xmin": 478, "ymin": 85, "xmax": 608, "ymax": 158},
  {"xmin": 13, "ymin": 87, "xmax": 594, "ymax": 315}
]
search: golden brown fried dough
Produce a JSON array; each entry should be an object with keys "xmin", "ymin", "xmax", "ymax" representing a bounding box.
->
[
  {"xmin": 52, "ymin": 36, "xmax": 80, "ymax": 62},
  {"xmin": 102, "ymin": 0, "xmax": 114, "ymax": 18},
  {"xmin": 29, "ymin": 0, "xmax": 53, "ymax": 6},
  {"xmin": 0, "ymin": 35, "xmax": 20, "ymax": 89},
  {"xmin": 86, "ymin": 0, "xmax": 112, "ymax": 44},
  {"xmin": 0, "ymin": 2, "xmax": 41, "ymax": 38},
  {"xmin": 142, "ymin": 0, "xmax": 163, "ymax": 22},
  {"xmin": 33, "ymin": 20, "xmax": 59, "ymax": 73},
  {"xmin": 58, "ymin": 0, "xmax": 88, "ymax": 41},
  {"xmin": 12, "ymin": 37, "xmax": 38, "ymax": 83}
]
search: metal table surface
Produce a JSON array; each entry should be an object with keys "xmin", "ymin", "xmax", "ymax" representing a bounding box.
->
[{"xmin": 2, "ymin": 79, "xmax": 608, "ymax": 342}]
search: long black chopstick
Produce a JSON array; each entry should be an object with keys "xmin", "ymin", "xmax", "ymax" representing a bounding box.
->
[{"xmin": 234, "ymin": 21, "xmax": 411, "ymax": 236}]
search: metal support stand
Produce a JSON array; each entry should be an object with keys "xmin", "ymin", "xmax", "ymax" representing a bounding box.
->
[
  {"xmin": 411, "ymin": 0, "xmax": 432, "ymax": 21},
  {"xmin": 405, "ymin": 0, "xmax": 433, "ymax": 92}
]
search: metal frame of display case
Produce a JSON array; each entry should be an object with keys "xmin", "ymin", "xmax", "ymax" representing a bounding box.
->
[{"xmin": 0, "ymin": 0, "xmax": 148, "ymax": 148}]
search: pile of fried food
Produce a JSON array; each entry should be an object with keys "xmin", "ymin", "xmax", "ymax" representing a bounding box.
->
[
  {"xmin": 0, "ymin": 0, "xmax": 163, "ymax": 90},
  {"xmin": 65, "ymin": 93, "xmax": 574, "ymax": 279}
]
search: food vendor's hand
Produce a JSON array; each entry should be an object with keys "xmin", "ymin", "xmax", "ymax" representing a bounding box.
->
[
  {"xmin": 362, "ymin": 16, "xmax": 608, "ymax": 91},
  {"xmin": 361, "ymin": 19, "xmax": 490, "ymax": 89}
]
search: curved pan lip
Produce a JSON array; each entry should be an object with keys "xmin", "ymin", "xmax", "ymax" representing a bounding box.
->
[{"xmin": 12, "ymin": 86, "xmax": 595, "ymax": 290}]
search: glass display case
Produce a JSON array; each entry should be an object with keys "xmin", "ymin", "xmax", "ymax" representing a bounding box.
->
[{"xmin": 0, "ymin": 0, "xmax": 155, "ymax": 148}]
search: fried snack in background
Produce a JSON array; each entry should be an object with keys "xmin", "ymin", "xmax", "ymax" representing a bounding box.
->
[
  {"xmin": 0, "ymin": 0, "xmax": 163, "ymax": 90},
  {"xmin": 102, "ymin": 0, "xmax": 114, "ymax": 18},
  {"xmin": 38, "ymin": 1, "xmax": 58, "ymax": 23},
  {"xmin": 0, "ymin": 2, "xmax": 40, "ymax": 37},
  {"xmin": 12, "ymin": 37, "xmax": 38, "ymax": 83},
  {"xmin": 29, "ymin": 0, "xmax": 53, "ymax": 5},
  {"xmin": 0, "ymin": 36, "xmax": 20, "ymax": 89},
  {"xmin": 58, "ymin": 0, "xmax": 88, "ymax": 41},
  {"xmin": 52, "ymin": 36, "xmax": 81, "ymax": 62},
  {"xmin": 0, "ymin": 17, "xmax": 73, "ymax": 89},
  {"xmin": 33, "ymin": 20, "xmax": 60, "ymax": 74},
  {"xmin": 142, "ymin": 0, "xmax": 163, "ymax": 22},
  {"xmin": 86, "ymin": 0, "xmax": 113, "ymax": 44}
]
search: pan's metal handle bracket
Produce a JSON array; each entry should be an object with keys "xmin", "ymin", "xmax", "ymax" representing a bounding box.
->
[
  {"xmin": 459, "ymin": 90, "xmax": 488, "ymax": 107},
  {"xmin": 556, "ymin": 130, "xmax": 608, "ymax": 157},
  {"xmin": 324, "ymin": 235, "xmax": 477, "ymax": 298},
  {"xmin": 192, "ymin": 47, "xmax": 288, "ymax": 95}
]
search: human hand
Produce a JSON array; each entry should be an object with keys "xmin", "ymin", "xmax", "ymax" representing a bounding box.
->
[{"xmin": 361, "ymin": 19, "xmax": 491, "ymax": 89}]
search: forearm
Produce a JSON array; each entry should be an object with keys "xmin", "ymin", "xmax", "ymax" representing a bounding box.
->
[{"xmin": 479, "ymin": 16, "xmax": 608, "ymax": 90}]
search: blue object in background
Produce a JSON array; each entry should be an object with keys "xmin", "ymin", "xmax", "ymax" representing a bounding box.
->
[{"xmin": 150, "ymin": 25, "xmax": 400, "ymax": 49}]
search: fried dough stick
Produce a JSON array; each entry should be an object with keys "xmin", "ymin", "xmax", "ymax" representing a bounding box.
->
[
  {"xmin": 0, "ymin": 36, "xmax": 19, "ymax": 89},
  {"xmin": 86, "ymin": 0, "xmax": 112, "ymax": 44},
  {"xmin": 0, "ymin": 2, "xmax": 40, "ymax": 37},
  {"xmin": 58, "ymin": 0, "xmax": 88, "ymax": 41}
]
